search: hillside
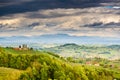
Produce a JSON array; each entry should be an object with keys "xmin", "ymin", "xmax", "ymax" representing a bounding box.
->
[
  {"xmin": 43, "ymin": 44, "xmax": 120, "ymax": 60},
  {"xmin": 0, "ymin": 67, "xmax": 22, "ymax": 80},
  {"xmin": 0, "ymin": 47, "xmax": 120, "ymax": 80}
]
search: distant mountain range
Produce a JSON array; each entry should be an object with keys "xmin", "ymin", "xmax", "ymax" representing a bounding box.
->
[{"xmin": 0, "ymin": 34, "xmax": 120, "ymax": 45}]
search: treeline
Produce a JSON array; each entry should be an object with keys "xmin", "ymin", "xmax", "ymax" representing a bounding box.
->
[{"xmin": 0, "ymin": 47, "xmax": 120, "ymax": 80}]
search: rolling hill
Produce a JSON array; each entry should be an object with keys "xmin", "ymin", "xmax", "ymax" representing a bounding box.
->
[
  {"xmin": 43, "ymin": 44, "xmax": 120, "ymax": 60},
  {"xmin": 0, "ymin": 47, "xmax": 120, "ymax": 80}
]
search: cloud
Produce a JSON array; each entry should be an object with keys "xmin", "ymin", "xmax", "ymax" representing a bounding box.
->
[
  {"xmin": 84, "ymin": 22, "xmax": 120, "ymax": 28},
  {"xmin": 0, "ymin": 6, "xmax": 120, "ymax": 37},
  {"xmin": 0, "ymin": 0, "xmax": 33, "ymax": 4},
  {"xmin": 2, "ymin": 0, "xmax": 117, "ymax": 16}
]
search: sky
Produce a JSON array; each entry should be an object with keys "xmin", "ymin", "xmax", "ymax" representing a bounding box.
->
[{"xmin": 0, "ymin": 0, "xmax": 120, "ymax": 44}]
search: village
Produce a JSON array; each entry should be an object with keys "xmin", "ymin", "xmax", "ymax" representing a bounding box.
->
[{"xmin": 13, "ymin": 44, "xmax": 31, "ymax": 50}]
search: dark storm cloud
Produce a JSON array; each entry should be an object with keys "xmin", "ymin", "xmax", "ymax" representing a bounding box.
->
[
  {"xmin": 84, "ymin": 22, "xmax": 120, "ymax": 28},
  {"xmin": 28, "ymin": 22, "xmax": 40, "ymax": 27},
  {"xmin": 27, "ymin": 22, "xmax": 40, "ymax": 29},
  {"xmin": 0, "ymin": 0, "xmax": 110, "ymax": 16},
  {"xmin": 106, "ymin": 22, "xmax": 120, "ymax": 26},
  {"xmin": 84, "ymin": 22, "xmax": 103, "ymax": 27},
  {"xmin": 0, "ymin": 0, "xmax": 19, "ymax": 3},
  {"xmin": 0, "ymin": 0, "xmax": 32, "ymax": 3},
  {"xmin": 0, "ymin": 0, "xmax": 119, "ymax": 16}
]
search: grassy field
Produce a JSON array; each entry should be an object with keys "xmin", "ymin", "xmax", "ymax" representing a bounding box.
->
[{"xmin": 0, "ymin": 67, "xmax": 23, "ymax": 80}]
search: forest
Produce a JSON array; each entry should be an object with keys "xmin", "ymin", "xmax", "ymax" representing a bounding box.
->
[{"xmin": 0, "ymin": 47, "xmax": 120, "ymax": 80}]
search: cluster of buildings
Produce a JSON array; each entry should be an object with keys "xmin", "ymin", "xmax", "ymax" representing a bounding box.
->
[
  {"xmin": 86, "ymin": 61, "xmax": 100, "ymax": 66},
  {"xmin": 13, "ymin": 44, "xmax": 29, "ymax": 50}
]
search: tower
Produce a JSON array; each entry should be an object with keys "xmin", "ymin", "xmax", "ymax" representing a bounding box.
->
[{"xmin": 22, "ymin": 44, "xmax": 28, "ymax": 50}]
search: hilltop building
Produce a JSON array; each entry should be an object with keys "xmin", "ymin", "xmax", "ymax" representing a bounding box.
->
[
  {"xmin": 13, "ymin": 44, "xmax": 29, "ymax": 50},
  {"xmin": 21, "ymin": 44, "xmax": 28, "ymax": 50}
]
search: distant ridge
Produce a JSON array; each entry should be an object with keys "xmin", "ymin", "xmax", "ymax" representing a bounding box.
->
[
  {"xmin": 0, "ymin": 34, "xmax": 120, "ymax": 44},
  {"xmin": 60, "ymin": 43, "xmax": 80, "ymax": 47}
]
